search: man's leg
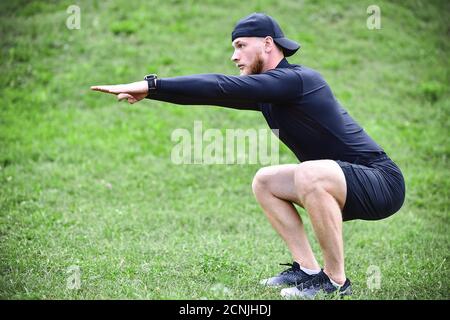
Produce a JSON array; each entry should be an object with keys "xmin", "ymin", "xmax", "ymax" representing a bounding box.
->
[
  {"xmin": 252, "ymin": 164, "xmax": 320, "ymax": 270},
  {"xmin": 294, "ymin": 160, "xmax": 347, "ymax": 284},
  {"xmin": 252, "ymin": 160, "xmax": 347, "ymax": 285}
]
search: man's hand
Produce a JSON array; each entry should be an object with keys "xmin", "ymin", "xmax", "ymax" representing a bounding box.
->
[{"xmin": 90, "ymin": 81, "xmax": 149, "ymax": 104}]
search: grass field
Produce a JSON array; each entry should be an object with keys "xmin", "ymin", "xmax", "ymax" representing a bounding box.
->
[{"xmin": 0, "ymin": 0, "xmax": 449, "ymax": 299}]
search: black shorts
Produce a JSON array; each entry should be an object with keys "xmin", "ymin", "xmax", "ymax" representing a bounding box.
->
[{"xmin": 335, "ymin": 156, "xmax": 405, "ymax": 221}]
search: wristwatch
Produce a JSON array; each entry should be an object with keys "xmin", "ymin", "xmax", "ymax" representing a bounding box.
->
[{"xmin": 144, "ymin": 74, "xmax": 158, "ymax": 92}]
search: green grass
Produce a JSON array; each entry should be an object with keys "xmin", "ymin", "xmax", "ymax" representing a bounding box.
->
[{"xmin": 0, "ymin": 0, "xmax": 449, "ymax": 299}]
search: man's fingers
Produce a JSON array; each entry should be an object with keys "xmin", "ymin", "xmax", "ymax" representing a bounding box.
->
[
  {"xmin": 91, "ymin": 85, "xmax": 125, "ymax": 95},
  {"xmin": 90, "ymin": 85, "xmax": 115, "ymax": 94},
  {"xmin": 91, "ymin": 82, "xmax": 145, "ymax": 104},
  {"xmin": 117, "ymin": 93, "xmax": 130, "ymax": 101},
  {"xmin": 91, "ymin": 82, "xmax": 147, "ymax": 97},
  {"xmin": 91, "ymin": 85, "xmax": 137, "ymax": 104},
  {"xmin": 117, "ymin": 93, "xmax": 137, "ymax": 104}
]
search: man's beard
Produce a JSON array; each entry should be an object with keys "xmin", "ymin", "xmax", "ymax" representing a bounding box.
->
[{"xmin": 247, "ymin": 53, "xmax": 264, "ymax": 75}]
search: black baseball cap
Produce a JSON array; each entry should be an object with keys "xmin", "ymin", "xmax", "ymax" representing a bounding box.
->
[{"xmin": 231, "ymin": 13, "xmax": 300, "ymax": 57}]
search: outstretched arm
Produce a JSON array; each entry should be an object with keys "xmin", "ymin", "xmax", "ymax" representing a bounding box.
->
[
  {"xmin": 91, "ymin": 69, "xmax": 301, "ymax": 110},
  {"xmin": 155, "ymin": 70, "xmax": 301, "ymax": 103},
  {"xmin": 90, "ymin": 80, "xmax": 259, "ymax": 110}
]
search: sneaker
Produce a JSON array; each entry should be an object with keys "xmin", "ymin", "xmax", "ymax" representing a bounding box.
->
[
  {"xmin": 280, "ymin": 270, "xmax": 352, "ymax": 299},
  {"xmin": 260, "ymin": 262, "xmax": 313, "ymax": 287}
]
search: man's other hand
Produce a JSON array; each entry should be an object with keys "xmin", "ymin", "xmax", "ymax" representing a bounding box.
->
[{"xmin": 91, "ymin": 81, "xmax": 149, "ymax": 104}]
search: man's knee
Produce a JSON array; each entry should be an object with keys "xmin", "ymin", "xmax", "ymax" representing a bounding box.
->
[{"xmin": 251, "ymin": 166, "xmax": 273, "ymax": 196}]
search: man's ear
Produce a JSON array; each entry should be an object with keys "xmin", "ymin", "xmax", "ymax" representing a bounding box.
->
[{"xmin": 263, "ymin": 36, "xmax": 275, "ymax": 53}]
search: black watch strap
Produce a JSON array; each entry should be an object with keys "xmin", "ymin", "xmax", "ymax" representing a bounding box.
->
[{"xmin": 144, "ymin": 74, "xmax": 158, "ymax": 92}]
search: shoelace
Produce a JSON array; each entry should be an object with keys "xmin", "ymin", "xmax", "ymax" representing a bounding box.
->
[{"xmin": 279, "ymin": 263, "xmax": 297, "ymax": 275}]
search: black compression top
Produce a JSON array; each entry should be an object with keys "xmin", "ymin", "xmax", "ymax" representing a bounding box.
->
[{"xmin": 147, "ymin": 58, "xmax": 385, "ymax": 164}]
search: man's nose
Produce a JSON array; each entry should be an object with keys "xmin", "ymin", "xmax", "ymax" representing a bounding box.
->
[{"xmin": 231, "ymin": 50, "xmax": 239, "ymax": 62}]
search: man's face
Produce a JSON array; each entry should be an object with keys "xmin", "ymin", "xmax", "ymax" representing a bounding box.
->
[{"xmin": 231, "ymin": 37, "xmax": 265, "ymax": 75}]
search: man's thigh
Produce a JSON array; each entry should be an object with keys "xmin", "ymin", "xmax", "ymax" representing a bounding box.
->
[
  {"xmin": 254, "ymin": 160, "xmax": 347, "ymax": 209},
  {"xmin": 294, "ymin": 160, "xmax": 347, "ymax": 210},
  {"xmin": 254, "ymin": 164, "xmax": 301, "ymax": 204}
]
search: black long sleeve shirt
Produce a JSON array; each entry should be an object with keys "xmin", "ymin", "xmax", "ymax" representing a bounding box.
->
[{"xmin": 147, "ymin": 58, "xmax": 385, "ymax": 164}]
